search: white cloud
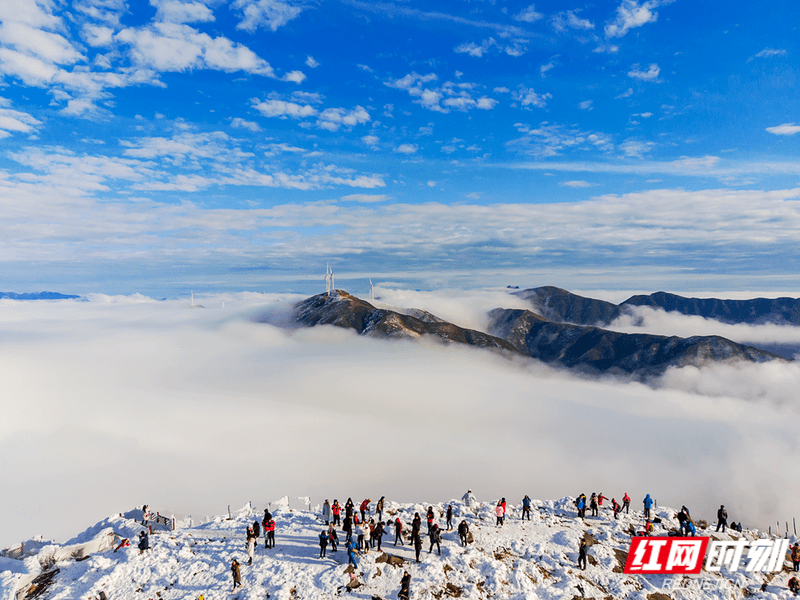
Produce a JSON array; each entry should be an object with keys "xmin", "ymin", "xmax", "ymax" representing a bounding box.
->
[
  {"xmin": 616, "ymin": 87, "xmax": 633, "ymax": 98},
  {"xmin": 231, "ymin": 0, "xmax": 305, "ymax": 32},
  {"xmin": 619, "ymin": 139, "xmax": 655, "ymax": 157},
  {"xmin": 305, "ymin": 55, "xmax": 319, "ymax": 68},
  {"xmin": 340, "ymin": 194, "xmax": 391, "ymax": 203},
  {"xmin": 251, "ymin": 98, "xmax": 317, "ymax": 118},
  {"xmin": 506, "ymin": 123, "xmax": 613, "ymax": 157},
  {"xmin": 316, "ymin": 106, "xmax": 371, "ymax": 131},
  {"xmin": 754, "ymin": 48, "xmax": 787, "ymax": 59},
  {"xmin": 427, "ymin": 180, "xmax": 436, "ymax": 187},
  {"xmin": 627, "ymin": 63, "xmax": 660, "ymax": 81},
  {"xmin": 559, "ymin": 180, "xmax": 597, "ymax": 188},
  {"xmin": 551, "ymin": 10, "xmax": 594, "ymax": 32},
  {"xmin": 464, "ymin": 192, "xmax": 482, "ymax": 200},
  {"xmin": 671, "ymin": 155, "xmax": 720, "ymax": 169},
  {"xmin": 282, "ymin": 70, "xmax": 306, "ymax": 83},
  {"xmin": 0, "ymin": 22, "xmax": 84, "ymax": 65},
  {"xmin": 0, "ymin": 98, "xmax": 42, "ymax": 136},
  {"xmin": 512, "ymin": 85, "xmax": 551, "ymax": 108},
  {"xmin": 151, "ymin": 0, "xmax": 216, "ymax": 24},
  {"xmin": 361, "ymin": 134, "xmax": 379, "ymax": 146},
  {"xmin": 540, "ymin": 60, "xmax": 556, "ymax": 77},
  {"xmin": 230, "ymin": 117, "xmax": 261, "ymax": 131},
  {"xmin": 454, "ymin": 38, "xmax": 495, "ymax": 57},
  {"xmin": 514, "ymin": 4, "xmax": 543, "ymax": 23},
  {"xmin": 605, "ymin": 0, "xmax": 672, "ymax": 39},
  {"xmin": 766, "ymin": 123, "xmax": 800, "ymax": 136},
  {"xmin": 640, "ymin": 112, "xmax": 652, "ymax": 118},
  {"xmin": 395, "ymin": 143, "xmax": 418, "ymax": 154},
  {"xmin": 116, "ymin": 23, "xmax": 276, "ymax": 76},
  {"xmin": 385, "ymin": 72, "xmax": 495, "ymax": 114},
  {"xmin": 578, "ymin": 100, "xmax": 593, "ymax": 110}
]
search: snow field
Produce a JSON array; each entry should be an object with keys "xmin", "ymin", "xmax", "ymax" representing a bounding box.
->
[{"xmin": 2, "ymin": 497, "xmax": 798, "ymax": 600}]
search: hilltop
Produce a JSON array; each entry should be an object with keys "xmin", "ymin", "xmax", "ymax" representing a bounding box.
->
[{"xmin": 2, "ymin": 497, "xmax": 796, "ymax": 600}]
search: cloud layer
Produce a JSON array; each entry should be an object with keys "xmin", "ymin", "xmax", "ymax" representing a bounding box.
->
[{"xmin": 2, "ymin": 291, "xmax": 800, "ymax": 546}]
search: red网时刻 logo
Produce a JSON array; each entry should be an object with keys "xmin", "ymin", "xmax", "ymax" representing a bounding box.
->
[{"xmin": 624, "ymin": 537, "xmax": 789, "ymax": 574}]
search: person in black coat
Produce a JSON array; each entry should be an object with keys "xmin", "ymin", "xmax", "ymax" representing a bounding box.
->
[
  {"xmin": 716, "ymin": 505, "xmax": 728, "ymax": 533},
  {"xmin": 398, "ymin": 571, "xmax": 411, "ymax": 600},
  {"xmin": 458, "ymin": 520, "xmax": 469, "ymax": 547},
  {"xmin": 428, "ymin": 524, "xmax": 441, "ymax": 555},
  {"xmin": 373, "ymin": 521, "xmax": 385, "ymax": 552},
  {"xmin": 413, "ymin": 532, "xmax": 422, "ymax": 563},
  {"xmin": 578, "ymin": 540, "xmax": 587, "ymax": 570},
  {"xmin": 394, "ymin": 518, "xmax": 404, "ymax": 546},
  {"xmin": 446, "ymin": 505, "xmax": 453, "ymax": 530},
  {"xmin": 138, "ymin": 531, "xmax": 149, "ymax": 554}
]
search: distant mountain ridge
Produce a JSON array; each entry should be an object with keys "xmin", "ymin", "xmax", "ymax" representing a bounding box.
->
[
  {"xmin": 487, "ymin": 308, "xmax": 778, "ymax": 377},
  {"xmin": 517, "ymin": 286, "xmax": 800, "ymax": 326},
  {"xmin": 0, "ymin": 291, "xmax": 80, "ymax": 300},
  {"xmin": 291, "ymin": 290, "xmax": 517, "ymax": 353},
  {"xmin": 284, "ymin": 289, "xmax": 783, "ymax": 379}
]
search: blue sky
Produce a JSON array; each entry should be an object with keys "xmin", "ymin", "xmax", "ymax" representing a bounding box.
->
[{"xmin": 1, "ymin": 0, "xmax": 799, "ymax": 296}]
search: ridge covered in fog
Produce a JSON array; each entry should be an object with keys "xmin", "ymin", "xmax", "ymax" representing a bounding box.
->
[{"xmin": 289, "ymin": 289, "xmax": 784, "ymax": 379}]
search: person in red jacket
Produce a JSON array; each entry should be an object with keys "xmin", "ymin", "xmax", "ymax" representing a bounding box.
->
[
  {"xmin": 265, "ymin": 517, "xmax": 276, "ymax": 548},
  {"xmin": 360, "ymin": 499, "xmax": 370, "ymax": 523},
  {"xmin": 597, "ymin": 493, "xmax": 608, "ymax": 507},
  {"xmin": 622, "ymin": 493, "xmax": 631, "ymax": 514},
  {"xmin": 332, "ymin": 500, "xmax": 341, "ymax": 526},
  {"xmin": 394, "ymin": 518, "xmax": 404, "ymax": 546}
]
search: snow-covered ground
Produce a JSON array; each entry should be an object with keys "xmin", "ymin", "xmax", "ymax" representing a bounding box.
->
[{"xmin": 2, "ymin": 497, "xmax": 797, "ymax": 600}]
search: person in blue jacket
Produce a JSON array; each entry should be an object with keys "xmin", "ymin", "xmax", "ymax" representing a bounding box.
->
[
  {"xmin": 683, "ymin": 520, "xmax": 697, "ymax": 536},
  {"xmin": 643, "ymin": 494, "xmax": 653, "ymax": 520},
  {"xmin": 575, "ymin": 494, "xmax": 586, "ymax": 518},
  {"xmin": 346, "ymin": 537, "xmax": 360, "ymax": 568},
  {"xmin": 522, "ymin": 495, "xmax": 532, "ymax": 521}
]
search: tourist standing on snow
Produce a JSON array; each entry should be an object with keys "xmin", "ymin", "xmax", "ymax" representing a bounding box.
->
[
  {"xmin": 412, "ymin": 513, "xmax": 422, "ymax": 539},
  {"xmin": 597, "ymin": 493, "xmax": 607, "ymax": 508},
  {"xmin": 253, "ymin": 519, "xmax": 260, "ymax": 539},
  {"xmin": 362, "ymin": 521, "xmax": 371, "ymax": 553},
  {"xmin": 355, "ymin": 522, "xmax": 365, "ymax": 551},
  {"xmin": 265, "ymin": 516, "xmax": 276, "ymax": 548},
  {"xmin": 319, "ymin": 530, "xmax": 328, "ymax": 558},
  {"xmin": 683, "ymin": 519, "xmax": 697, "ymax": 536},
  {"xmin": 332, "ymin": 500, "xmax": 341, "ymax": 526},
  {"xmin": 360, "ymin": 498, "xmax": 370, "ymax": 523},
  {"xmin": 138, "ymin": 531, "xmax": 149, "ymax": 554},
  {"xmin": 612, "ymin": 498, "xmax": 621, "ymax": 520},
  {"xmin": 622, "ymin": 493, "xmax": 630, "ymax": 514},
  {"xmin": 322, "ymin": 500, "xmax": 331, "ymax": 524},
  {"xmin": 376, "ymin": 497, "xmax": 385, "ymax": 522},
  {"xmin": 458, "ymin": 520, "xmax": 470, "ymax": 547},
  {"xmin": 590, "ymin": 493, "xmax": 598, "ymax": 517},
  {"xmin": 246, "ymin": 527, "xmax": 256, "ymax": 565},
  {"xmin": 575, "ymin": 494, "xmax": 586, "ymax": 519},
  {"xmin": 426, "ymin": 507, "xmax": 435, "ymax": 533},
  {"xmin": 446, "ymin": 505, "xmax": 453, "ymax": 530},
  {"xmin": 328, "ymin": 524, "xmax": 339, "ymax": 551},
  {"xmin": 413, "ymin": 532, "xmax": 422, "ymax": 563},
  {"xmin": 429, "ymin": 524, "xmax": 442, "ymax": 555},
  {"xmin": 522, "ymin": 495, "xmax": 531, "ymax": 521},
  {"xmin": 643, "ymin": 494, "xmax": 653, "ymax": 520},
  {"xmin": 345, "ymin": 498, "xmax": 354, "ymax": 519},
  {"xmin": 791, "ymin": 544, "xmax": 800, "ymax": 572},
  {"xmin": 495, "ymin": 501, "xmax": 504, "ymax": 526},
  {"xmin": 462, "ymin": 489, "xmax": 477, "ymax": 508},
  {"xmin": 343, "ymin": 514, "xmax": 353, "ymax": 543},
  {"xmin": 394, "ymin": 518, "xmax": 404, "ymax": 546},
  {"xmin": 578, "ymin": 540, "xmax": 587, "ymax": 570},
  {"xmin": 716, "ymin": 505, "xmax": 728, "ymax": 533},
  {"xmin": 262, "ymin": 510, "xmax": 271, "ymax": 548},
  {"xmin": 231, "ymin": 559, "xmax": 241, "ymax": 591},
  {"xmin": 374, "ymin": 520, "xmax": 385, "ymax": 552},
  {"xmin": 399, "ymin": 571, "xmax": 411, "ymax": 600}
]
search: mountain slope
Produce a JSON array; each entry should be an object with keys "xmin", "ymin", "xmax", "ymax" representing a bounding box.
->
[
  {"xmin": 0, "ymin": 291, "xmax": 80, "ymax": 300},
  {"xmin": 488, "ymin": 308, "xmax": 780, "ymax": 376},
  {"xmin": 291, "ymin": 290, "xmax": 518, "ymax": 353}
]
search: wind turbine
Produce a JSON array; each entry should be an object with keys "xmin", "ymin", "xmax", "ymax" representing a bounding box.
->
[
  {"xmin": 324, "ymin": 263, "xmax": 331, "ymax": 295},
  {"xmin": 369, "ymin": 278, "xmax": 374, "ymax": 302}
]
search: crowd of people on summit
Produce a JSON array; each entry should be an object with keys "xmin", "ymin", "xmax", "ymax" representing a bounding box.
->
[{"xmin": 132, "ymin": 489, "xmax": 798, "ymax": 598}]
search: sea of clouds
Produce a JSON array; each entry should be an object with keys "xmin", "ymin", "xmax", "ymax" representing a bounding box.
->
[{"xmin": 2, "ymin": 288, "xmax": 800, "ymax": 546}]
